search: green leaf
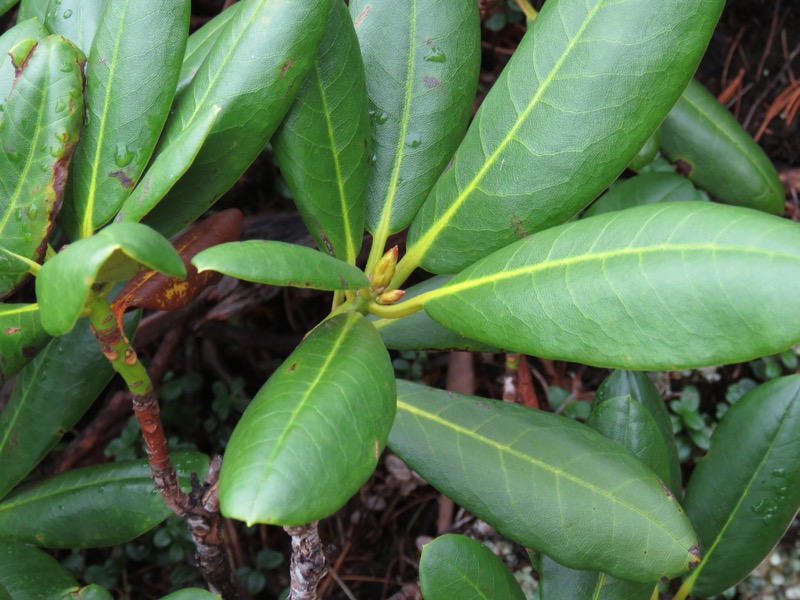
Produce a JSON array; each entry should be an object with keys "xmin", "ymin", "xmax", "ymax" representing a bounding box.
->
[
  {"xmin": 371, "ymin": 275, "xmax": 498, "ymax": 351},
  {"xmin": 587, "ymin": 397, "xmax": 674, "ymax": 493},
  {"xmin": 159, "ymin": 591, "xmax": 220, "ymax": 600},
  {"xmin": 219, "ymin": 312, "xmax": 396, "ymax": 525},
  {"xmin": 594, "ymin": 371, "xmax": 681, "ymax": 492},
  {"xmin": 16, "ymin": 0, "xmax": 49, "ymax": 22},
  {"xmin": 0, "ymin": 34, "xmax": 85, "ymax": 299},
  {"xmin": 0, "ymin": 452, "xmax": 208, "ymax": 547},
  {"xmin": 0, "ymin": 312, "xmax": 138, "ymax": 500},
  {"xmin": 419, "ymin": 534, "xmax": 526, "ymax": 600},
  {"xmin": 0, "ymin": 18, "xmax": 49, "ymax": 101},
  {"xmin": 349, "ymin": 0, "xmax": 480, "ymax": 240},
  {"xmin": 44, "ymin": 0, "xmax": 104, "ymax": 55},
  {"xmin": 0, "ymin": 303, "xmax": 50, "ymax": 385},
  {"xmin": 681, "ymin": 375, "xmax": 800, "ymax": 596},
  {"xmin": 0, "ymin": 0, "xmax": 19, "ymax": 18},
  {"xmin": 421, "ymin": 202, "xmax": 800, "ymax": 370},
  {"xmin": 389, "ymin": 381, "xmax": 699, "ymax": 582},
  {"xmin": 660, "ymin": 79, "xmax": 785, "ymax": 215},
  {"xmin": 60, "ymin": 0, "xmax": 190, "ymax": 240},
  {"xmin": 273, "ymin": 0, "xmax": 369, "ymax": 264},
  {"xmin": 628, "ymin": 129, "xmax": 661, "ymax": 173},
  {"xmin": 402, "ymin": 0, "xmax": 723, "ymax": 274},
  {"xmin": 36, "ymin": 222, "xmax": 185, "ymax": 336},
  {"xmin": 192, "ymin": 240, "xmax": 369, "ymax": 291},
  {"xmin": 0, "ymin": 540, "xmax": 78, "ymax": 598},
  {"xmin": 116, "ymin": 105, "xmax": 220, "ymax": 224},
  {"xmin": 71, "ymin": 585, "xmax": 114, "ymax": 600},
  {"xmin": 583, "ymin": 173, "xmax": 705, "ymax": 218},
  {"xmin": 537, "ymin": 554, "xmax": 653, "ymax": 600},
  {"xmin": 141, "ymin": 0, "xmax": 330, "ymax": 237},
  {"xmin": 175, "ymin": 3, "xmax": 240, "ymax": 99}
]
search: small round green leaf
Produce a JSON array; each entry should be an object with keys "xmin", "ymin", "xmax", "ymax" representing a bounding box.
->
[
  {"xmin": 36, "ymin": 222, "xmax": 185, "ymax": 336},
  {"xmin": 682, "ymin": 375, "xmax": 800, "ymax": 596},
  {"xmin": 661, "ymin": 79, "xmax": 785, "ymax": 214},
  {"xmin": 389, "ymin": 381, "xmax": 699, "ymax": 582},
  {"xmin": 219, "ymin": 312, "xmax": 396, "ymax": 526},
  {"xmin": 192, "ymin": 240, "xmax": 369, "ymax": 291},
  {"xmin": 0, "ymin": 452, "xmax": 208, "ymax": 547},
  {"xmin": 419, "ymin": 534, "xmax": 525, "ymax": 600}
]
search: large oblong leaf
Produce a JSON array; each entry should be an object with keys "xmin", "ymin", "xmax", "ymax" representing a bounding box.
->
[
  {"xmin": 273, "ymin": 0, "xmax": 369, "ymax": 264},
  {"xmin": 0, "ymin": 34, "xmax": 85, "ymax": 299},
  {"xmin": 681, "ymin": 376, "xmax": 800, "ymax": 597},
  {"xmin": 660, "ymin": 79, "xmax": 785, "ymax": 215},
  {"xmin": 44, "ymin": 0, "xmax": 104, "ymax": 55},
  {"xmin": 537, "ymin": 554, "xmax": 653, "ymax": 600},
  {"xmin": 0, "ymin": 452, "xmax": 208, "ymax": 548},
  {"xmin": 16, "ymin": 0, "xmax": 49, "ymax": 22},
  {"xmin": 219, "ymin": 312, "xmax": 396, "ymax": 526},
  {"xmin": 419, "ymin": 534, "xmax": 526, "ymax": 600},
  {"xmin": 60, "ymin": 0, "xmax": 190, "ymax": 240},
  {"xmin": 0, "ymin": 304, "xmax": 50, "ymax": 385},
  {"xmin": 402, "ymin": 0, "xmax": 723, "ymax": 275},
  {"xmin": 594, "ymin": 371, "xmax": 681, "ymax": 492},
  {"xmin": 421, "ymin": 202, "xmax": 800, "ymax": 370},
  {"xmin": 583, "ymin": 172, "xmax": 705, "ymax": 218},
  {"xmin": 0, "ymin": 540, "xmax": 78, "ymax": 598},
  {"xmin": 142, "ymin": 0, "xmax": 330, "ymax": 237},
  {"xmin": 36, "ymin": 222, "xmax": 185, "ymax": 336},
  {"xmin": 389, "ymin": 381, "xmax": 699, "ymax": 582},
  {"xmin": 192, "ymin": 240, "xmax": 369, "ymax": 291},
  {"xmin": 350, "ymin": 0, "xmax": 480, "ymax": 240},
  {"xmin": 0, "ymin": 312, "xmax": 138, "ymax": 500},
  {"xmin": 0, "ymin": 17, "xmax": 49, "ymax": 101}
]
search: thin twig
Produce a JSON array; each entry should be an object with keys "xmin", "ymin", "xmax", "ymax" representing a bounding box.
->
[{"xmin": 286, "ymin": 522, "xmax": 329, "ymax": 600}]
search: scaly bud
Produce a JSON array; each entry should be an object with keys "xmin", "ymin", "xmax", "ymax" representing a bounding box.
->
[
  {"xmin": 369, "ymin": 246, "xmax": 398, "ymax": 294},
  {"xmin": 376, "ymin": 289, "xmax": 405, "ymax": 305}
]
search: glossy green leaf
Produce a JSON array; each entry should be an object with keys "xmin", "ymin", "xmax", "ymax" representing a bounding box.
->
[
  {"xmin": 421, "ymin": 202, "xmax": 800, "ymax": 370},
  {"xmin": 160, "ymin": 591, "xmax": 220, "ymax": 600},
  {"xmin": 583, "ymin": 173, "xmax": 705, "ymax": 218},
  {"xmin": 371, "ymin": 275, "xmax": 498, "ymax": 351},
  {"xmin": 0, "ymin": 17, "xmax": 49, "ymax": 101},
  {"xmin": 0, "ymin": 34, "xmax": 85, "ymax": 300},
  {"xmin": 628, "ymin": 129, "xmax": 661, "ymax": 173},
  {"xmin": 142, "ymin": 0, "xmax": 330, "ymax": 237},
  {"xmin": 192, "ymin": 240, "xmax": 369, "ymax": 291},
  {"xmin": 71, "ymin": 585, "xmax": 114, "ymax": 600},
  {"xmin": 16, "ymin": 0, "xmax": 49, "ymax": 21},
  {"xmin": 60, "ymin": 0, "xmax": 190, "ymax": 240},
  {"xmin": 403, "ymin": 0, "xmax": 723, "ymax": 274},
  {"xmin": 595, "ymin": 371, "xmax": 681, "ymax": 492},
  {"xmin": 661, "ymin": 79, "xmax": 785, "ymax": 215},
  {"xmin": 419, "ymin": 534, "xmax": 525, "ymax": 600},
  {"xmin": 273, "ymin": 0, "xmax": 369, "ymax": 264},
  {"xmin": 219, "ymin": 312, "xmax": 396, "ymax": 526},
  {"xmin": 538, "ymin": 554, "xmax": 653, "ymax": 600},
  {"xmin": 0, "ymin": 304, "xmax": 50, "ymax": 385},
  {"xmin": 116, "ymin": 105, "xmax": 220, "ymax": 223},
  {"xmin": 0, "ymin": 540, "xmax": 78, "ymax": 598},
  {"xmin": 681, "ymin": 376, "xmax": 800, "ymax": 596},
  {"xmin": 587, "ymin": 397, "xmax": 674, "ymax": 492},
  {"xmin": 390, "ymin": 381, "xmax": 699, "ymax": 582},
  {"xmin": 0, "ymin": 312, "xmax": 137, "ymax": 500},
  {"xmin": 44, "ymin": 0, "xmax": 104, "ymax": 55},
  {"xmin": 350, "ymin": 0, "xmax": 480, "ymax": 241},
  {"xmin": 175, "ymin": 3, "xmax": 240, "ymax": 99},
  {"xmin": 36, "ymin": 222, "xmax": 185, "ymax": 336},
  {"xmin": 0, "ymin": 452, "xmax": 208, "ymax": 547}
]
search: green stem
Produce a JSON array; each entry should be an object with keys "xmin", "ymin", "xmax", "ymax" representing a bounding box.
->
[
  {"xmin": 367, "ymin": 293, "xmax": 426, "ymax": 319},
  {"xmin": 514, "ymin": 0, "xmax": 538, "ymax": 21},
  {"xmin": 672, "ymin": 573, "xmax": 697, "ymax": 600}
]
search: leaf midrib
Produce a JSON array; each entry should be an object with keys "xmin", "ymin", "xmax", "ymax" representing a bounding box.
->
[
  {"xmin": 404, "ymin": 0, "xmax": 604, "ymax": 266},
  {"xmin": 398, "ymin": 399, "xmax": 688, "ymax": 546}
]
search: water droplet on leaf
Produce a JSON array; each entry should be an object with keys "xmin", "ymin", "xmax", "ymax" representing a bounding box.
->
[
  {"xmin": 751, "ymin": 500, "xmax": 767, "ymax": 514},
  {"xmin": 114, "ymin": 143, "xmax": 134, "ymax": 167},
  {"xmin": 771, "ymin": 468, "xmax": 787, "ymax": 478},
  {"xmin": 63, "ymin": 9, "xmax": 72, "ymax": 18},
  {"xmin": 424, "ymin": 47, "xmax": 446, "ymax": 63},
  {"xmin": 404, "ymin": 132, "xmax": 421, "ymax": 148}
]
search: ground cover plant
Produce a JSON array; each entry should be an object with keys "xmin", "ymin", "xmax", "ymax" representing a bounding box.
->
[{"xmin": 0, "ymin": 0, "xmax": 798, "ymax": 598}]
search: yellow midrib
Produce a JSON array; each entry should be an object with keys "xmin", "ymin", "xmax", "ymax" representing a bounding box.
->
[
  {"xmin": 397, "ymin": 399, "xmax": 689, "ymax": 546},
  {"xmin": 0, "ymin": 303, "xmax": 39, "ymax": 316},
  {"xmin": 401, "ymin": 1, "xmax": 604, "ymax": 269}
]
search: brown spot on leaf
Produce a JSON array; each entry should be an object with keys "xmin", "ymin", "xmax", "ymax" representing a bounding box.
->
[
  {"xmin": 320, "ymin": 233, "xmax": 335, "ymax": 257},
  {"xmin": 658, "ymin": 479, "xmax": 675, "ymax": 498},
  {"xmin": 675, "ymin": 159, "xmax": 692, "ymax": 177},
  {"xmin": 353, "ymin": 5, "xmax": 370, "ymax": 26},
  {"xmin": 688, "ymin": 545, "xmax": 701, "ymax": 569},
  {"xmin": 423, "ymin": 75, "xmax": 440, "ymax": 88},
  {"xmin": 5, "ymin": 327, "xmax": 21, "ymax": 335},
  {"xmin": 338, "ymin": 275, "xmax": 348, "ymax": 288},
  {"xmin": 511, "ymin": 214, "xmax": 529, "ymax": 238},
  {"xmin": 109, "ymin": 170, "xmax": 134, "ymax": 188},
  {"xmin": 281, "ymin": 57, "xmax": 295, "ymax": 78},
  {"xmin": 288, "ymin": 361, "xmax": 298, "ymax": 372},
  {"xmin": 22, "ymin": 345, "xmax": 38, "ymax": 358}
]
